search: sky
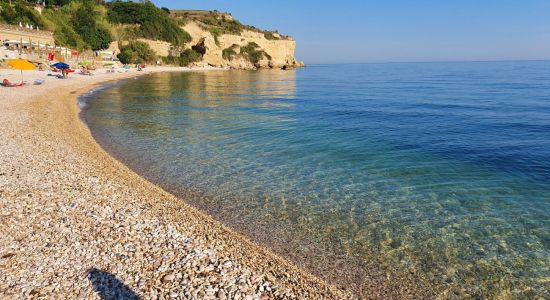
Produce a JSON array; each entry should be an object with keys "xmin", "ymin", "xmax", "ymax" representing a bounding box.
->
[{"xmin": 152, "ymin": 0, "xmax": 550, "ymax": 64}]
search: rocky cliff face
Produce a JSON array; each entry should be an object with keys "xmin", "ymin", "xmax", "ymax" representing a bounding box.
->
[
  {"xmin": 181, "ymin": 22, "xmax": 303, "ymax": 70},
  {"xmin": 136, "ymin": 19, "xmax": 304, "ymax": 70}
]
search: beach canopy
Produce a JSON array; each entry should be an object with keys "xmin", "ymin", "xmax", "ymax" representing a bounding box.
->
[
  {"xmin": 51, "ymin": 62, "xmax": 70, "ymax": 69},
  {"xmin": 7, "ymin": 59, "xmax": 36, "ymax": 83},
  {"xmin": 8, "ymin": 59, "xmax": 35, "ymax": 71}
]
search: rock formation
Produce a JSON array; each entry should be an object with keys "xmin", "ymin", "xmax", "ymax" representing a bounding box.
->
[
  {"xmin": 182, "ymin": 22, "xmax": 303, "ymax": 70},
  {"xmin": 135, "ymin": 20, "xmax": 304, "ymax": 70}
]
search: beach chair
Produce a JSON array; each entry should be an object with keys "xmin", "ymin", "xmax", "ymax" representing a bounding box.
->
[
  {"xmin": 1, "ymin": 79, "xmax": 25, "ymax": 87},
  {"xmin": 79, "ymin": 69, "xmax": 93, "ymax": 76},
  {"xmin": 47, "ymin": 73, "xmax": 65, "ymax": 79}
]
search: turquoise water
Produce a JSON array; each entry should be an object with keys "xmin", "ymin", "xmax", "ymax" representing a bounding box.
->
[{"xmin": 82, "ymin": 62, "xmax": 550, "ymax": 298}]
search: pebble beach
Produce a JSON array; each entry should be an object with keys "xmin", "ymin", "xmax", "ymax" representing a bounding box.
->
[{"xmin": 0, "ymin": 68, "xmax": 352, "ymax": 299}]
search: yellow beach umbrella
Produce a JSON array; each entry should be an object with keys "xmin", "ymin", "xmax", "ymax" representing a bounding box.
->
[{"xmin": 7, "ymin": 59, "xmax": 36, "ymax": 83}]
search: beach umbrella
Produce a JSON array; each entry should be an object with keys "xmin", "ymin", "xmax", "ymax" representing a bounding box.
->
[
  {"xmin": 51, "ymin": 62, "xmax": 70, "ymax": 69},
  {"xmin": 7, "ymin": 59, "xmax": 35, "ymax": 82}
]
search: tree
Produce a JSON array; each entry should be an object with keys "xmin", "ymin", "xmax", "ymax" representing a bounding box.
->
[
  {"xmin": 117, "ymin": 48, "xmax": 133, "ymax": 64},
  {"xmin": 117, "ymin": 41, "xmax": 156, "ymax": 64},
  {"xmin": 107, "ymin": 1, "xmax": 191, "ymax": 45},
  {"xmin": 72, "ymin": 1, "xmax": 112, "ymax": 50}
]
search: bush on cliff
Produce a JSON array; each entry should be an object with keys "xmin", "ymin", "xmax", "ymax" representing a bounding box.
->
[
  {"xmin": 39, "ymin": 5, "xmax": 87, "ymax": 50},
  {"xmin": 222, "ymin": 45, "xmax": 238, "ymax": 61},
  {"xmin": 179, "ymin": 49, "xmax": 202, "ymax": 65},
  {"xmin": 44, "ymin": 0, "xmax": 74, "ymax": 7},
  {"xmin": 72, "ymin": 1, "xmax": 112, "ymax": 50},
  {"xmin": 171, "ymin": 10, "xmax": 288, "ymax": 43},
  {"xmin": 240, "ymin": 42, "xmax": 270, "ymax": 64},
  {"xmin": 107, "ymin": 1, "xmax": 191, "ymax": 46},
  {"xmin": 163, "ymin": 49, "xmax": 202, "ymax": 67},
  {"xmin": 116, "ymin": 48, "xmax": 133, "ymax": 65},
  {"xmin": 117, "ymin": 41, "xmax": 156, "ymax": 64},
  {"xmin": 264, "ymin": 32, "xmax": 280, "ymax": 40}
]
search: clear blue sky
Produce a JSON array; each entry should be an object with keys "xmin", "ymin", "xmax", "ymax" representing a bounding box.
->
[{"xmin": 152, "ymin": 0, "xmax": 550, "ymax": 64}]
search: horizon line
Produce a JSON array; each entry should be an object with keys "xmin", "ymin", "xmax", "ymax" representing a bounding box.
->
[{"xmin": 303, "ymin": 58, "xmax": 550, "ymax": 66}]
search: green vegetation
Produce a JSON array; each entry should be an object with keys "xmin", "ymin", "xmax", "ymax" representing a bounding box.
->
[
  {"xmin": 0, "ymin": 0, "xmax": 281, "ymax": 66},
  {"xmin": 107, "ymin": 1, "xmax": 191, "ymax": 46},
  {"xmin": 222, "ymin": 43, "xmax": 271, "ymax": 64},
  {"xmin": 44, "ymin": 0, "xmax": 76, "ymax": 7},
  {"xmin": 42, "ymin": 8, "xmax": 87, "ymax": 50},
  {"xmin": 264, "ymin": 32, "xmax": 280, "ymax": 40},
  {"xmin": 0, "ymin": 0, "xmax": 111, "ymax": 51},
  {"xmin": 116, "ymin": 49, "xmax": 132, "ymax": 64},
  {"xmin": 221, "ymin": 43, "xmax": 272, "ymax": 65},
  {"xmin": 240, "ymin": 42, "xmax": 270, "ymax": 64},
  {"xmin": 171, "ymin": 10, "xmax": 287, "ymax": 41},
  {"xmin": 163, "ymin": 49, "xmax": 202, "ymax": 67},
  {"xmin": 208, "ymin": 28, "xmax": 222, "ymax": 45},
  {"xmin": 117, "ymin": 41, "xmax": 156, "ymax": 64},
  {"xmin": 0, "ymin": 0, "xmax": 192, "ymax": 51},
  {"xmin": 72, "ymin": 1, "xmax": 111, "ymax": 50},
  {"xmin": 0, "ymin": 1, "xmax": 48, "ymax": 28},
  {"xmin": 222, "ymin": 45, "xmax": 238, "ymax": 61}
]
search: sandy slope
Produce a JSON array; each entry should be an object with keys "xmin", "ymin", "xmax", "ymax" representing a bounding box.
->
[{"xmin": 0, "ymin": 67, "xmax": 351, "ymax": 299}]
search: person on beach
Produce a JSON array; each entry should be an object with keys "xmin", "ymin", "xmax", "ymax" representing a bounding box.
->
[{"xmin": 80, "ymin": 66, "xmax": 92, "ymax": 76}]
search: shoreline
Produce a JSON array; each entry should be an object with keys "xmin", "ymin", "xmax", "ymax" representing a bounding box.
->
[
  {"xmin": 80, "ymin": 71, "xmax": 434, "ymax": 300},
  {"xmin": 0, "ymin": 67, "xmax": 351, "ymax": 299}
]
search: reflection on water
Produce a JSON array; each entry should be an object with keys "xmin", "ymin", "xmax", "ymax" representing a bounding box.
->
[{"xmin": 84, "ymin": 64, "xmax": 550, "ymax": 299}]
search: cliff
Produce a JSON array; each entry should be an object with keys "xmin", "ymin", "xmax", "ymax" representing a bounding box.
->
[
  {"xmin": 139, "ymin": 10, "xmax": 304, "ymax": 70},
  {"xmin": 181, "ymin": 22, "xmax": 303, "ymax": 70}
]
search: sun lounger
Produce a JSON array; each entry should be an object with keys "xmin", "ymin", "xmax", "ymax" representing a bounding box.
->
[
  {"xmin": 79, "ymin": 70, "xmax": 94, "ymax": 76},
  {"xmin": 1, "ymin": 79, "xmax": 25, "ymax": 87},
  {"xmin": 47, "ymin": 73, "xmax": 66, "ymax": 79}
]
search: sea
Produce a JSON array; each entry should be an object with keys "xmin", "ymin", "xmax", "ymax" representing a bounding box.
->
[{"xmin": 81, "ymin": 61, "xmax": 550, "ymax": 298}]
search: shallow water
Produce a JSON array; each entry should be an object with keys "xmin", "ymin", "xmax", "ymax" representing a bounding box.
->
[{"xmin": 83, "ymin": 62, "xmax": 550, "ymax": 298}]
